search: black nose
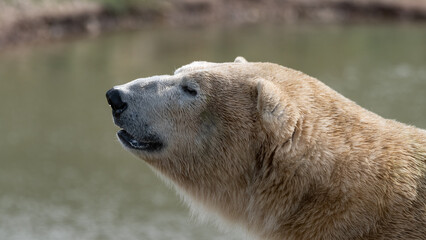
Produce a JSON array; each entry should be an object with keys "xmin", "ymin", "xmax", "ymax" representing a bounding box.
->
[{"xmin": 106, "ymin": 88, "xmax": 127, "ymax": 117}]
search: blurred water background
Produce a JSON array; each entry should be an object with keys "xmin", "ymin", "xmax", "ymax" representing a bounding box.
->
[{"xmin": 0, "ymin": 9, "xmax": 425, "ymax": 240}]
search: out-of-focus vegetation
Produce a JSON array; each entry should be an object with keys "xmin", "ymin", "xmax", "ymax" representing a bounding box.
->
[
  {"xmin": 0, "ymin": 0, "xmax": 164, "ymax": 13},
  {"xmin": 96, "ymin": 0, "xmax": 163, "ymax": 12},
  {"xmin": 1, "ymin": 0, "xmax": 426, "ymax": 48}
]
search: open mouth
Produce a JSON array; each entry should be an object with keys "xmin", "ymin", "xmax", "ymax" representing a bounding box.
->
[{"xmin": 117, "ymin": 130, "xmax": 163, "ymax": 152}]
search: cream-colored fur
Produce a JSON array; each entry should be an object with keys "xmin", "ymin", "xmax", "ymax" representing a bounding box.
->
[{"xmin": 110, "ymin": 57, "xmax": 426, "ymax": 240}]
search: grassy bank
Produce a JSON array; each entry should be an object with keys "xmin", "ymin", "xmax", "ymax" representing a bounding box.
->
[{"xmin": 1, "ymin": 0, "xmax": 426, "ymax": 48}]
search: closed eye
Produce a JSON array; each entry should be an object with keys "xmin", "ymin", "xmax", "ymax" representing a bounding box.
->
[{"xmin": 181, "ymin": 85, "xmax": 198, "ymax": 96}]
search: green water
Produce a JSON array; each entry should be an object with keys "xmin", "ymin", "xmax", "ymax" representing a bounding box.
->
[{"xmin": 0, "ymin": 24, "xmax": 425, "ymax": 240}]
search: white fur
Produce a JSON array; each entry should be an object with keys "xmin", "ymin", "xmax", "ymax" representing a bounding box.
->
[{"xmin": 147, "ymin": 165, "xmax": 253, "ymax": 239}]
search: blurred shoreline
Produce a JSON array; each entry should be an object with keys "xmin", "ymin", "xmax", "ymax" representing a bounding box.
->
[{"xmin": 1, "ymin": 0, "xmax": 426, "ymax": 49}]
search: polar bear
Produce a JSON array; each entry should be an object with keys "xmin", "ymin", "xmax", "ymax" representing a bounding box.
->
[{"xmin": 106, "ymin": 57, "xmax": 426, "ymax": 240}]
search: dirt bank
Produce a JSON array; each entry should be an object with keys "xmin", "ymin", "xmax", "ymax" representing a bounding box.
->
[
  {"xmin": 1, "ymin": 0, "xmax": 426, "ymax": 49},
  {"xmin": 0, "ymin": 0, "xmax": 163, "ymax": 48}
]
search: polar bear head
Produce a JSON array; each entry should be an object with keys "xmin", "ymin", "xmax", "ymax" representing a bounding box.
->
[{"xmin": 106, "ymin": 56, "xmax": 300, "ymax": 232}]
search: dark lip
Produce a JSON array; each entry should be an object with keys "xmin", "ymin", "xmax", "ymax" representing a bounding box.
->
[{"xmin": 117, "ymin": 130, "xmax": 163, "ymax": 152}]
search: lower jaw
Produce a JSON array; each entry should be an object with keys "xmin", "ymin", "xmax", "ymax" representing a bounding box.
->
[{"xmin": 117, "ymin": 130, "xmax": 163, "ymax": 152}]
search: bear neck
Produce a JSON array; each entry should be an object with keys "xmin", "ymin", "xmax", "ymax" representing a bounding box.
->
[{"xmin": 247, "ymin": 78, "xmax": 426, "ymax": 240}]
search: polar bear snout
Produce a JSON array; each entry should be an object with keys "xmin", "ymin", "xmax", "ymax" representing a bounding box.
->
[{"xmin": 106, "ymin": 88, "xmax": 128, "ymax": 118}]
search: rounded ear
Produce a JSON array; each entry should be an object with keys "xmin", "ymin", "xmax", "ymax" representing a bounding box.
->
[
  {"xmin": 234, "ymin": 56, "xmax": 248, "ymax": 63},
  {"xmin": 256, "ymin": 79, "xmax": 297, "ymax": 141}
]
